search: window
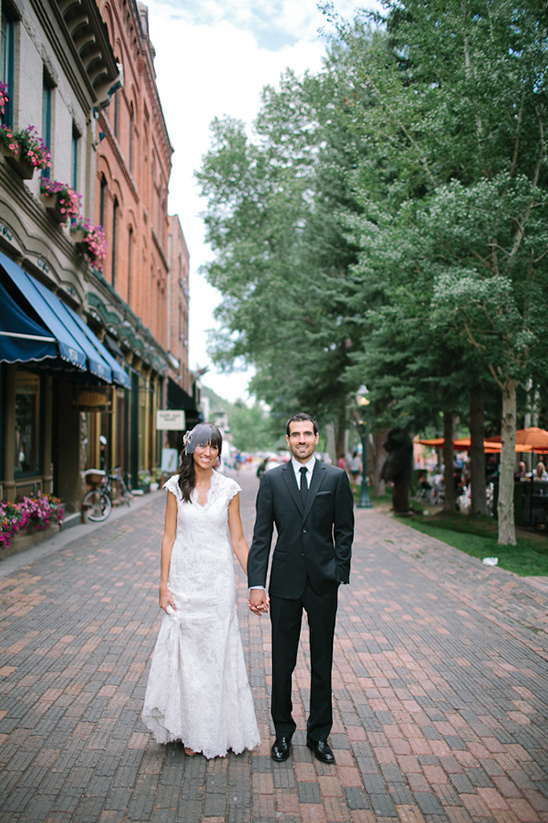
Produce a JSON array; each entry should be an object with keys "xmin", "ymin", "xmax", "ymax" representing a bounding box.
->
[
  {"xmin": 127, "ymin": 226, "xmax": 133, "ymax": 304},
  {"xmin": 111, "ymin": 196, "xmax": 118, "ymax": 288},
  {"xmin": 14, "ymin": 371, "xmax": 41, "ymax": 476},
  {"xmin": 128, "ymin": 103, "xmax": 133, "ymax": 172},
  {"xmin": 42, "ymin": 72, "xmax": 53, "ymax": 177},
  {"xmin": 113, "ymin": 88, "xmax": 119, "ymax": 138},
  {"xmin": 71, "ymin": 123, "xmax": 80, "ymax": 192},
  {"xmin": 99, "ymin": 174, "xmax": 107, "ymax": 226},
  {"xmin": 0, "ymin": 6, "xmax": 15, "ymax": 127}
]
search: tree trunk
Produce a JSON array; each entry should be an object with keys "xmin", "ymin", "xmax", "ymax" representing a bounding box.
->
[
  {"xmin": 443, "ymin": 412, "xmax": 456, "ymax": 512},
  {"xmin": 497, "ymin": 379, "xmax": 517, "ymax": 545},
  {"xmin": 335, "ymin": 408, "xmax": 346, "ymax": 463},
  {"xmin": 469, "ymin": 387, "xmax": 487, "ymax": 515}
]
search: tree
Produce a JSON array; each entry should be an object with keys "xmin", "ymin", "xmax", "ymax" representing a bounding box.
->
[
  {"xmin": 229, "ymin": 402, "xmax": 276, "ymax": 453},
  {"xmin": 329, "ymin": 0, "xmax": 548, "ymax": 542},
  {"xmin": 196, "ymin": 61, "xmax": 372, "ymax": 452}
]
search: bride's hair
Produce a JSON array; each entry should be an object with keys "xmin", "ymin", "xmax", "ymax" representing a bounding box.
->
[{"xmin": 178, "ymin": 423, "xmax": 223, "ymax": 502}]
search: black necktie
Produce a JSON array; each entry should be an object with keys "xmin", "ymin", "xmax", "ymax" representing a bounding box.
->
[{"xmin": 299, "ymin": 466, "xmax": 308, "ymax": 505}]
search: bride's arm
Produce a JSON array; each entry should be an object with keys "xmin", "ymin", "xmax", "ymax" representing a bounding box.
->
[
  {"xmin": 159, "ymin": 491, "xmax": 177, "ymax": 612},
  {"xmin": 228, "ymin": 493, "xmax": 249, "ymax": 573}
]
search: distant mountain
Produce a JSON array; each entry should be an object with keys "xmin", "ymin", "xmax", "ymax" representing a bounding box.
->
[{"xmin": 200, "ymin": 383, "xmax": 234, "ymax": 414}]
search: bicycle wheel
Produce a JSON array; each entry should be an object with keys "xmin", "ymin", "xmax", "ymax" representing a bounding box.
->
[{"xmin": 83, "ymin": 489, "xmax": 112, "ymax": 522}]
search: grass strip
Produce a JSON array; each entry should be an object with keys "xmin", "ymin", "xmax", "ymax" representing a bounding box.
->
[{"xmin": 401, "ymin": 511, "xmax": 548, "ymax": 577}]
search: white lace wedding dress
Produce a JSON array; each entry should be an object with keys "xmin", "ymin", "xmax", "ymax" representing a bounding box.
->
[{"xmin": 142, "ymin": 471, "xmax": 260, "ymax": 758}]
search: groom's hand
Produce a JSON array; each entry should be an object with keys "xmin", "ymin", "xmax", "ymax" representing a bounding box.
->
[{"xmin": 248, "ymin": 588, "xmax": 269, "ymax": 615}]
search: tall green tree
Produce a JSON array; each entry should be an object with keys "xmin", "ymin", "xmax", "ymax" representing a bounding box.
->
[
  {"xmin": 196, "ymin": 59, "xmax": 372, "ymax": 453},
  {"xmin": 330, "ymin": 0, "xmax": 548, "ymax": 541}
]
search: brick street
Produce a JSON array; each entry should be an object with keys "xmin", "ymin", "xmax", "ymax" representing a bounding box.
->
[{"xmin": 0, "ymin": 467, "xmax": 547, "ymax": 823}]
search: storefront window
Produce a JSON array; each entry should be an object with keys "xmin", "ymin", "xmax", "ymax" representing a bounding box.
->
[{"xmin": 14, "ymin": 371, "xmax": 41, "ymax": 475}]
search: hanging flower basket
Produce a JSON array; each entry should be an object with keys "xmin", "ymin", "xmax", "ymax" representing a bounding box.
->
[
  {"xmin": 40, "ymin": 178, "xmax": 81, "ymax": 224},
  {"xmin": 70, "ymin": 218, "xmax": 108, "ymax": 271},
  {"xmin": 0, "ymin": 125, "xmax": 50, "ymax": 179}
]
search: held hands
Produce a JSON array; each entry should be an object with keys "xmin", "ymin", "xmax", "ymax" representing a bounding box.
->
[{"xmin": 248, "ymin": 588, "xmax": 269, "ymax": 615}]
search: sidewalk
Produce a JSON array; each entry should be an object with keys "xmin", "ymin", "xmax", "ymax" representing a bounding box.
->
[{"xmin": 0, "ymin": 467, "xmax": 547, "ymax": 823}]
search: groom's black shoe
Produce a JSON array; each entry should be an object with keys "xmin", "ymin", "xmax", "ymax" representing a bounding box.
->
[
  {"xmin": 306, "ymin": 737, "xmax": 335, "ymax": 764},
  {"xmin": 271, "ymin": 736, "xmax": 292, "ymax": 762}
]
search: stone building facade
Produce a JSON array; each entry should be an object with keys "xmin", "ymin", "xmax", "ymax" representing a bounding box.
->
[
  {"xmin": 0, "ymin": 0, "xmax": 195, "ymax": 515},
  {"xmin": 0, "ymin": 0, "xmax": 124, "ymax": 511},
  {"xmin": 86, "ymin": 0, "xmax": 195, "ymax": 487}
]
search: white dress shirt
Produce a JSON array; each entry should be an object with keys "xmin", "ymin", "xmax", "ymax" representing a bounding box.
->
[{"xmin": 291, "ymin": 455, "xmax": 316, "ymax": 489}]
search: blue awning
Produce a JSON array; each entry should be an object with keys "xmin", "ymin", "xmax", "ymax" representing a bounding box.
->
[
  {"xmin": 0, "ymin": 251, "xmax": 130, "ymax": 389},
  {"xmin": 0, "ymin": 278, "xmax": 58, "ymax": 364}
]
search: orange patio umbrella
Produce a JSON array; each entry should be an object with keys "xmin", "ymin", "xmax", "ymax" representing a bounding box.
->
[
  {"xmin": 418, "ymin": 437, "xmax": 529, "ymax": 453},
  {"xmin": 487, "ymin": 427, "xmax": 548, "ymax": 454}
]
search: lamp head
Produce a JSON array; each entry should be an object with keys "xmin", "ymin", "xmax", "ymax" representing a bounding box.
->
[{"xmin": 357, "ymin": 385, "xmax": 370, "ymax": 406}]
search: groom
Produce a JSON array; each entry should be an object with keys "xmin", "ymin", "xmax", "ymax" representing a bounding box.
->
[{"xmin": 248, "ymin": 413, "xmax": 354, "ymax": 764}]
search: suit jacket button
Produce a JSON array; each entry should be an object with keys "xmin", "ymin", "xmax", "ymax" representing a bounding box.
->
[{"xmin": 302, "ymin": 528, "xmax": 307, "ymax": 533}]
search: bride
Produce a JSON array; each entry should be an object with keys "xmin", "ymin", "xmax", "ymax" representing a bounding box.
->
[{"xmin": 142, "ymin": 423, "xmax": 260, "ymax": 758}]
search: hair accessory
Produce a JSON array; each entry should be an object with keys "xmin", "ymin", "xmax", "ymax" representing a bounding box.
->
[{"xmin": 184, "ymin": 423, "xmax": 220, "ymax": 455}]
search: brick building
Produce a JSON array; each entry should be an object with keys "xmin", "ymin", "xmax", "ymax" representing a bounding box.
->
[
  {"xmin": 0, "ymin": 0, "xmax": 126, "ymax": 512},
  {"xmin": 87, "ymin": 0, "xmax": 196, "ymax": 487},
  {"xmin": 0, "ymin": 0, "xmax": 196, "ymax": 521}
]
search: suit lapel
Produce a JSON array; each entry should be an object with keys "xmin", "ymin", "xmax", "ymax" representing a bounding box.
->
[
  {"xmin": 281, "ymin": 462, "xmax": 304, "ymax": 514},
  {"xmin": 282, "ymin": 459, "xmax": 327, "ymax": 518},
  {"xmin": 303, "ymin": 461, "xmax": 326, "ymax": 520}
]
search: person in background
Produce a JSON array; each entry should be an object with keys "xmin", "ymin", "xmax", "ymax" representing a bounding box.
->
[
  {"xmin": 348, "ymin": 450, "xmax": 361, "ymax": 494},
  {"xmin": 535, "ymin": 461, "xmax": 548, "ymax": 480}
]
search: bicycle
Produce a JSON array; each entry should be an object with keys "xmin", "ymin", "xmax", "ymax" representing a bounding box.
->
[{"xmin": 82, "ymin": 467, "xmax": 132, "ymax": 522}]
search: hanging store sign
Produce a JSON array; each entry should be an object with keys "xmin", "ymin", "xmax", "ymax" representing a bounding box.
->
[
  {"xmin": 72, "ymin": 386, "xmax": 113, "ymax": 412},
  {"xmin": 156, "ymin": 410, "xmax": 186, "ymax": 430}
]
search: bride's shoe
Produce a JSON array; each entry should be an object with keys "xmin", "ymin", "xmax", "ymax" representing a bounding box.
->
[{"xmin": 184, "ymin": 746, "xmax": 197, "ymax": 756}]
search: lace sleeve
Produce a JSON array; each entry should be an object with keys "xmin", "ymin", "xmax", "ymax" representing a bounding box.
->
[
  {"xmin": 163, "ymin": 474, "xmax": 181, "ymax": 499},
  {"xmin": 225, "ymin": 477, "xmax": 242, "ymax": 501}
]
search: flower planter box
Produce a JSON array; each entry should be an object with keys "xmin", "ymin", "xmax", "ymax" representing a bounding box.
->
[
  {"xmin": 0, "ymin": 523, "xmax": 60, "ymax": 560},
  {"xmin": 0, "ymin": 144, "xmax": 35, "ymax": 180},
  {"xmin": 40, "ymin": 192, "xmax": 69, "ymax": 224}
]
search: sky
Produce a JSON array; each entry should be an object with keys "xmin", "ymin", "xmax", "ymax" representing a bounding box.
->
[{"xmin": 145, "ymin": 0, "xmax": 377, "ymax": 404}]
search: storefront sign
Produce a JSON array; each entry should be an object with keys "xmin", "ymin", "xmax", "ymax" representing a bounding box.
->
[
  {"xmin": 72, "ymin": 387, "xmax": 113, "ymax": 412},
  {"xmin": 156, "ymin": 410, "xmax": 185, "ymax": 430}
]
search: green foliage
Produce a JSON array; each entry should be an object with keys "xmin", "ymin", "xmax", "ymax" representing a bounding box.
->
[
  {"xmin": 196, "ymin": 0, "xmax": 548, "ymax": 520},
  {"xmin": 229, "ymin": 402, "xmax": 277, "ymax": 453}
]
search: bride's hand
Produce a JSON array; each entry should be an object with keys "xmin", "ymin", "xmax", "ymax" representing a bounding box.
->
[{"xmin": 159, "ymin": 586, "xmax": 176, "ymax": 613}]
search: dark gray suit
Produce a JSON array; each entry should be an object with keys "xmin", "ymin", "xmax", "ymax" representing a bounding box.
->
[{"xmin": 248, "ymin": 459, "xmax": 354, "ymax": 741}]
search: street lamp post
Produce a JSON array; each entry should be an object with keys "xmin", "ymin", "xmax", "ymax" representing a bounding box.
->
[{"xmin": 356, "ymin": 385, "xmax": 373, "ymax": 509}]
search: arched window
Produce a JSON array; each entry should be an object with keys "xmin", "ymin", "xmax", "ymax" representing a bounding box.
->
[
  {"xmin": 99, "ymin": 174, "xmax": 107, "ymax": 226},
  {"xmin": 127, "ymin": 225, "xmax": 133, "ymax": 304},
  {"xmin": 113, "ymin": 88, "xmax": 119, "ymax": 139},
  {"xmin": 111, "ymin": 196, "xmax": 118, "ymax": 288},
  {"xmin": 128, "ymin": 102, "xmax": 134, "ymax": 172}
]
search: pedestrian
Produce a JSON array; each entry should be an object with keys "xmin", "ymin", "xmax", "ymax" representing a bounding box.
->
[
  {"xmin": 247, "ymin": 412, "xmax": 354, "ymax": 764},
  {"xmin": 348, "ymin": 450, "xmax": 361, "ymax": 493},
  {"xmin": 142, "ymin": 422, "xmax": 260, "ymax": 759}
]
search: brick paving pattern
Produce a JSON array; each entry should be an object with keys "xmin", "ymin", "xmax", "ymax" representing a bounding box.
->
[{"xmin": 0, "ymin": 468, "xmax": 547, "ymax": 823}]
